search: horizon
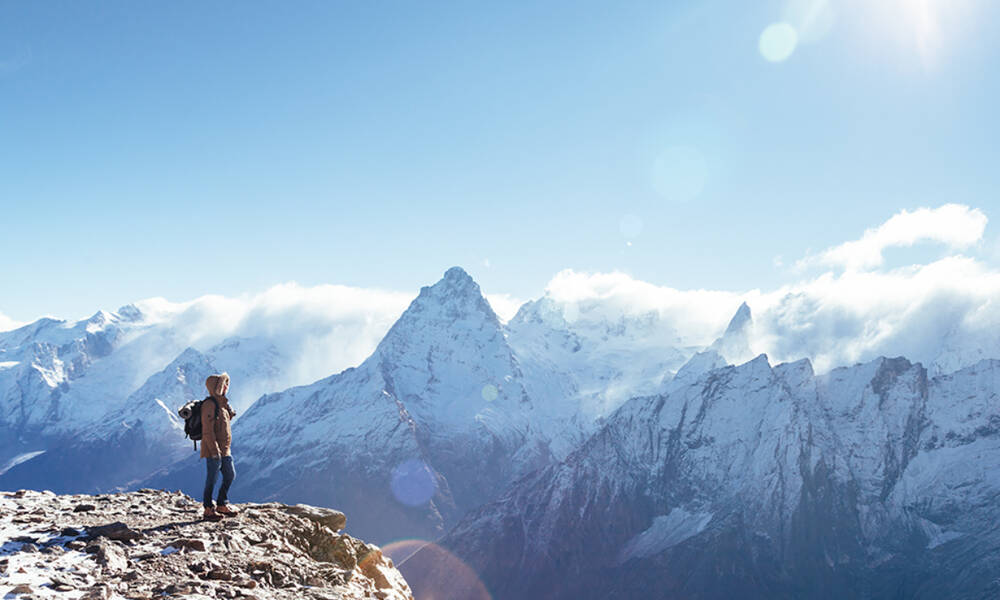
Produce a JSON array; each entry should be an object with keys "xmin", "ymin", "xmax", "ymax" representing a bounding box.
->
[{"xmin": 4, "ymin": 202, "xmax": 999, "ymax": 383}]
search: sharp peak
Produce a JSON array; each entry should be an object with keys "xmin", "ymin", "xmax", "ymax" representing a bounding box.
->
[
  {"xmin": 388, "ymin": 266, "xmax": 498, "ymax": 325},
  {"xmin": 442, "ymin": 266, "xmax": 474, "ymax": 283},
  {"xmin": 723, "ymin": 301, "xmax": 752, "ymax": 334},
  {"xmin": 417, "ymin": 266, "xmax": 484, "ymax": 299}
]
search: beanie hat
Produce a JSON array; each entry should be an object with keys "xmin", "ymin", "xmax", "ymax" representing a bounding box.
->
[{"xmin": 205, "ymin": 372, "xmax": 230, "ymax": 398}]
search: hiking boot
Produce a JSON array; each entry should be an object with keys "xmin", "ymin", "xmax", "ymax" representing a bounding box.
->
[
  {"xmin": 216, "ymin": 504, "xmax": 239, "ymax": 516},
  {"xmin": 203, "ymin": 506, "xmax": 223, "ymax": 521}
]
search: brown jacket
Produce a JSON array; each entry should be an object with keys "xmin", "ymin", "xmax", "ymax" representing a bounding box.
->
[{"xmin": 201, "ymin": 373, "xmax": 236, "ymax": 459}]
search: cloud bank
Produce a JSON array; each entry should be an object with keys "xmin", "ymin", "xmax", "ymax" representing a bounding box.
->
[
  {"xmin": 796, "ymin": 204, "xmax": 987, "ymax": 271},
  {"xmin": 4, "ymin": 204, "xmax": 994, "ymax": 388},
  {"xmin": 0, "ymin": 311, "xmax": 24, "ymax": 333},
  {"xmin": 542, "ymin": 204, "xmax": 997, "ymax": 374},
  {"xmin": 126, "ymin": 283, "xmax": 415, "ymax": 390}
]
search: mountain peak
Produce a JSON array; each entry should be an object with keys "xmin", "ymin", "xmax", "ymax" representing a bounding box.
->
[
  {"xmin": 116, "ymin": 303, "xmax": 144, "ymax": 322},
  {"xmin": 724, "ymin": 301, "xmax": 752, "ymax": 335},
  {"xmin": 709, "ymin": 302, "xmax": 754, "ymax": 365},
  {"xmin": 377, "ymin": 267, "xmax": 500, "ymax": 355},
  {"xmin": 443, "ymin": 266, "xmax": 474, "ymax": 285},
  {"xmin": 408, "ymin": 267, "xmax": 493, "ymax": 316}
]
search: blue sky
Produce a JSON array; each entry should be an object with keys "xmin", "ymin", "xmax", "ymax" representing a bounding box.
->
[{"xmin": 2, "ymin": 0, "xmax": 999, "ymax": 322}]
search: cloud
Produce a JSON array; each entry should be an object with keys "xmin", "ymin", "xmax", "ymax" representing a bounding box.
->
[
  {"xmin": 543, "ymin": 269, "xmax": 744, "ymax": 346},
  {"xmin": 755, "ymin": 255, "xmax": 1000, "ymax": 373},
  {"xmin": 125, "ymin": 283, "xmax": 413, "ymax": 394},
  {"xmin": 540, "ymin": 236, "xmax": 1000, "ymax": 375},
  {"xmin": 486, "ymin": 294, "xmax": 524, "ymax": 323},
  {"xmin": 0, "ymin": 311, "xmax": 25, "ymax": 333},
  {"xmin": 796, "ymin": 204, "xmax": 987, "ymax": 271}
]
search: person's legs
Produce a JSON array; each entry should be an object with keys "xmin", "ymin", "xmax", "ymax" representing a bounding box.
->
[
  {"xmin": 217, "ymin": 455, "xmax": 236, "ymax": 506},
  {"xmin": 203, "ymin": 456, "xmax": 221, "ymax": 508}
]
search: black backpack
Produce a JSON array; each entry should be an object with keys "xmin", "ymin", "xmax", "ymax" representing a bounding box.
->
[{"xmin": 179, "ymin": 397, "xmax": 219, "ymax": 451}]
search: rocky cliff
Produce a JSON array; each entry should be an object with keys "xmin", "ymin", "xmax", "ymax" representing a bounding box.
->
[{"xmin": 0, "ymin": 489, "xmax": 411, "ymax": 600}]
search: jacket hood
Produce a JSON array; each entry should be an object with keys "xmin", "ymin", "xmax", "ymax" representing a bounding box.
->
[{"xmin": 205, "ymin": 372, "xmax": 230, "ymax": 399}]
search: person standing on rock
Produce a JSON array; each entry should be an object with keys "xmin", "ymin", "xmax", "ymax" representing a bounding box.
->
[{"xmin": 201, "ymin": 372, "xmax": 238, "ymax": 520}]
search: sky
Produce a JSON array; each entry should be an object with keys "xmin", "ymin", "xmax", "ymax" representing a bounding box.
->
[{"xmin": 2, "ymin": 0, "xmax": 999, "ymax": 324}]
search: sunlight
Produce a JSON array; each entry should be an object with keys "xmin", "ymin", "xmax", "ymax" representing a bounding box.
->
[{"xmin": 859, "ymin": 0, "xmax": 979, "ymax": 67}]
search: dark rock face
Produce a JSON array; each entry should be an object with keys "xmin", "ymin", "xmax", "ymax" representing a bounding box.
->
[{"xmin": 0, "ymin": 488, "xmax": 412, "ymax": 600}]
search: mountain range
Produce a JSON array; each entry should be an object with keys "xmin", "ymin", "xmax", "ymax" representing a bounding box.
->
[{"xmin": 3, "ymin": 266, "xmax": 1000, "ymax": 597}]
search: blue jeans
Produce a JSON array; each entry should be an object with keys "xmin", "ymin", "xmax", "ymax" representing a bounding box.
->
[{"xmin": 203, "ymin": 455, "xmax": 236, "ymax": 508}]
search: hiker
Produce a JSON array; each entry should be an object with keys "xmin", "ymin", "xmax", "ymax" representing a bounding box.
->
[{"xmin": 202, "ymin": 372, "xmax": 238, "ymax": 520}]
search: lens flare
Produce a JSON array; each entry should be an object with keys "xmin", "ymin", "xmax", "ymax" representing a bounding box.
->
[
  {"xmin": 759, "ymin": 22, "xmax": 799, "ymax": 62},
  {"xmin": 481, "ymin": 384, "xmax": 498, "ymax": 402},
  {"xmin": 390, "ymin": 539, "xmax": 493, "ymax": 600},
  {"xmin": 390, "ymin": 459, "xmax": 436, "ymax": 507}
]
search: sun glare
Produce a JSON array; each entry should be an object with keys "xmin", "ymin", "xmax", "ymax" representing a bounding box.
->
[{"xmin": 860, "ymin": 0, "xmax": 979, "ymax": 67}]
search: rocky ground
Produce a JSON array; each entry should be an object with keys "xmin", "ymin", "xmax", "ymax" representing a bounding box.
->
[{"xmin": 0, "ymin": 489, "xmax": 413, "ymax": 600}]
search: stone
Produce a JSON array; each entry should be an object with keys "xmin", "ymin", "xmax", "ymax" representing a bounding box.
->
[
  {"xmin": 169, "ymin": 538, "xmax": 207, "ymax": 552},
  {"xmin": 87, "ymin": 522, "xmax": 142, "ymax": 542},
  {"xmin": 62, "ymin": 526, "xmax": 82, "ymax": 536},
  {"xmin": 9, "ymin": 583, "xmax": 33, "ymax": 594},
  {"xmin": 90, "ymin": 539, "xmax": 128, "ymax": 573},
  {"xmin": 74, "ymin": 503, "xmax": 97, "ymax": 512},
  {"xmin": 208, "ymin": 569, "xmax": 234, "ymax": 581},
  {"xmin": 12, "ymin": 535, "xmax": 37, "ymax": 543},
  {"xmin": 82, "ymin": 585, "xmax": 112, "ymax": 600},
  {"xmin": 281, "ymin": 504, "xmax": 347, "ymax": 531}
]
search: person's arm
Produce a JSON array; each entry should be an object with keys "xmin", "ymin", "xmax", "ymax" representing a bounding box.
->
[{"xmin": 201, "ymin": 400, "xmax": 221, "ymax": 457}]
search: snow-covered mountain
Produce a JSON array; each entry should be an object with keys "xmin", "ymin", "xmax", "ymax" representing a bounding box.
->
[
  {"xmin": 0, "ymin": 267, "xmax": 719, "ymax": 504},
  {"xmin": 144, "ymin": 267, "xmax": 723, "ymax": 542},
  {"xmin": 146, "ymin": 268, "xmax": 548, "ymax": 542},
  {"xmin": 8, "ymin": 263, "xmax": 1000, "ymax": 589},
  {"xmin": 404, "ymin": 355, "xmax": 1000, "ymax": 599},
  {"xmin": 0, "ymin": 300, "xmax": 343, "ymax": 493},
  {"xmin": 506, "ymin": 296, "xmax": 696, "ymax": 457}
]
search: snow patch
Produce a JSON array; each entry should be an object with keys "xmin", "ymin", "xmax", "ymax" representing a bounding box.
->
[
  {"xmin": 156, "ymin": 398, "xmax": 183, "ymax": 430},
  {"xmin": 618, "ymin": 508, "xmax": 713, "ymax": 562},
  {"xmin": 0, "ymin": 450, "xmax": 46, "ymax": 476},
  {"xmin": 916, "ymin": 517, "xmax": 965, "ymax": 549}
]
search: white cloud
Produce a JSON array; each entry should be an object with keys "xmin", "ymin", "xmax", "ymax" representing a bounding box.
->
[
  {"xmin": 126, "ymin": 283, "xmax": 413, "ymax": 392},
  {"xmin": 755, "ymin": 255, "xmax": 1000, "ymax": 373},
  {"xmin": 796, "ymin": 204, "xmax": 987, "ymax": 271},
  {"xmin": 0, "ymin": 311, "xmax": 25, "ymax": 333},
  {"xmin": 486, "ymin": 294, "xmax": 524, "ymax": 323},
  {"xmin": 543, "ymin": 269, "xmax": 745, "ymax": 346},
  {"xmin": 540, "ymin": 251, "xmax": 1000, "ymax": 375}
]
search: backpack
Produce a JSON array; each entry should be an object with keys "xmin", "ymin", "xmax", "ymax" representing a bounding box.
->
[{"xmin": 179, "ymin": 397, "xmax": 219, "ymax": 451}]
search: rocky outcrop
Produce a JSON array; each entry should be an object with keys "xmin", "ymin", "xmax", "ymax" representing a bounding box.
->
[{"xmin": 0, "ymin": 488, "xmax": 412, "ymax": 600}]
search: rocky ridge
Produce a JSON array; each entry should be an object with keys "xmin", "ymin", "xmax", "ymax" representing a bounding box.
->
[{"xmin": 0, "ymin": 489, "xmax": 411, "ymax": 600}]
